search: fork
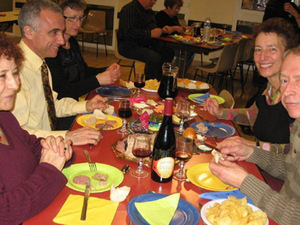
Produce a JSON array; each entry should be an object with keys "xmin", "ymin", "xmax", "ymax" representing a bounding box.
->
[{"xmin": 84, "ymin": 150, "xmax": 97, "ymax": 171}]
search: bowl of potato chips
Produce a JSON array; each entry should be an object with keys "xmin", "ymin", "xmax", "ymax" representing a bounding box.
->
[
  {"xmin": 141, "ymin": 79, "xmax": 160, "ymax": 92},
  {"xmin": 201, "ymin": 196, "xmax": 268, "ymax": 225}
]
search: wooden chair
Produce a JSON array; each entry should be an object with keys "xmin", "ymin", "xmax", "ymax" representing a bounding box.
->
[
  {"xmin": 114, "ymin": 29, "xmax": 143, "ymax": 81},
  {"xmin": 194, "ymin": 43, "xmax": 239, "ymax": 94},
  {"xmin": 219, "ymin": 89, "xmax": 235, "ymax": 109},
  {"xmin": 78, "ymin": 10, "xmax": 107, "ymax": 58}
]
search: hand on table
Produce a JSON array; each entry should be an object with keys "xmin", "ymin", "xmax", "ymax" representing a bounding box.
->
[
  {"xmin": 96, "ymin": 63, "xmax": 121, "ymax": 85},
  {"xmin": 209, "ymin": 158, "xmax": 249, "ymax": 188},
  {"xmin": 203, "ymin": 98, "xmax": 223, "ymax": 117},
  {"xmin": 86, "ymin": 95, "xmax": 108, "ymax": 112},
  {"xmin": 65, "ymin": 127, "xmax": 103, "ymax": 146},
  {"xmin": 216, "ymin": 136, "xmax": 255, "ymax": 161}
]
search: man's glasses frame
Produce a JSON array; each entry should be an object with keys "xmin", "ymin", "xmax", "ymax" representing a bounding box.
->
[{"xmin": 63, "ymin": 15, "xmax": 86, "ymax": 23}]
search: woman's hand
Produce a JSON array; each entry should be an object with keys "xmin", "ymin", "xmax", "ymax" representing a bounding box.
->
[{"xmin": 203, "ymin": 98, "xmax": 223, "ymax": 117}]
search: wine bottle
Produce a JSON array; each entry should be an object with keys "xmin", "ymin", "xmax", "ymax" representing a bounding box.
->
[{"xmin": 151, "ymin": 98, "xmax": 176, "ymax": 183}]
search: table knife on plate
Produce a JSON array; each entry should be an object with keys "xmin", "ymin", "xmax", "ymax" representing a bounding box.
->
[{"xmin": 80, "ymin": 181, "xmax": 91, "ymax": 221}]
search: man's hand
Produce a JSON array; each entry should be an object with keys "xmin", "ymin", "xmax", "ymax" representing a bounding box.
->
[
  {"xmin": 203, "ymin": 98, "xmax": 223, "ymax": 117},
  {"xmin": 96, "ymin": 63, "xmax": 121, "ymax": 85},
  {"xmin": 151, "ymin": 28, "xmax": 163, "ymax": 38},
  {"xmin": 65, "ymin": 127, "xmax": 103, "ymax": 146},
  {"xmin": 209, "ymin": 158, "xmax": 249, "ymax": 188},
  {"xmin": 86, "ymin": 95, "xmax": 108, "ymax": 112}
]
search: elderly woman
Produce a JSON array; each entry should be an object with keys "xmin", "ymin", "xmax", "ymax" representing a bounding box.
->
[
  {"xmin": 0, "ymin": 33, "xmax": 73, "ymax": 225},
  {"xmin": 204, "ymin": 18, "xmax": 297, "ymax": 153},
  {"xmin": 46, "ymin": 0, "xmax": 121, "ymax": 100}
]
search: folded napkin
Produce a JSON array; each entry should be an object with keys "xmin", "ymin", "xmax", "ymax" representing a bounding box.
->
[
  {"xmin": 129, "ymin": 96, "xmax": 147, "ymax": 103},
  {"xmin": 135, "ymin": 193, "xmax": 180, "ymax": 225},
  {"xmin": 193, "ymin": 93, "xmax": 210, "ymax": 103},
  {"xmin": 53, "ymin": 194, "xmax": 119, "ymax": 225},
  {"xmin": 199, "ymin": 190, "xmax": 254, "ymax": 205}
]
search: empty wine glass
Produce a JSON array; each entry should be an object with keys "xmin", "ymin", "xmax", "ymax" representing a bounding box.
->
[
  {"xmin": 173, "ymin": 136, "xmax": 193, "ymax": 181},
  {"xmin": 176, "ymin": 100, "xmax": 190, "ymax": 134},
  {"xmin": 117, "ymin": 99, "xmax": 132, "ymax": 134},
  {"xmin": 131, "ymin": 134, "xmax": 151, "ymax": 178},
  {"xmin": 134, "ymin": 73, "xmax": 146, "ymax": 97}
]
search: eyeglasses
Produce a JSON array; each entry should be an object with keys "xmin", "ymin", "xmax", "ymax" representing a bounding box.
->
[{"xmin": 63, "ymin": 15, "xmax": 86, "ymax": 23}]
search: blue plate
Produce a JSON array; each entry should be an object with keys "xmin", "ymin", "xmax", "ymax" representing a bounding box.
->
[
  {"xmin": 127, "ymin": 193, "xmax": 200, "ymax": 225},
  {"xmin": 96, "ymin": 86, "xmax": 131, "ymax": 98},
  {"xmin": 190, "ymin": 121, "xmax": 235, "ymax": 138}
]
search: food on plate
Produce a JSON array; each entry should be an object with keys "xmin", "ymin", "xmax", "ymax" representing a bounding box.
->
[
  {"xmin": 92, "ymin": 172, "xmax": 108, "ymax": 181},
  {"xmin": 103, "ymin": 105, "xmax": 115, "ymax": 115},
  {"xmin": 196, "ymin": 122, "xmax": 209, "ymax": 133},
  {"xmin": 84, "ymin": 115, "xmax": 97, "ymax": 126},
  {"xmin": 94, "ymin": 109, "xmax": 107, "ymax": 119},
  {"xmin": 110, "ymin": 184, "xmax": 131, "ymax": 202},
  {"xmin": 73, "ymin": 175, "xmax": 91, "ymax": 185},
  {"xmin": 98, "ymin": 180, "xmax": 107, "ymax": 186},
  {"xmin": 211, "ymin": 149, "xmax": 224, "ymax": 164},
  {"xmin": 119, "ymin": 79, "xmax": 135, "ymax": 89},
  {"xmin": 205, "ymin": 196, "xmax": 268, "ymax": 225},
  {"xmin": 144, "ymin": 79, "xmax": 160, "ymax": 90},
  {"xmin": 177, "ymin": 78, "xmax": 210, "ymax": 90},
  {"xmin": 183, "ymin": 127, "xmax": 197, "ymax": 141},
  {"xmin": 146, "ymin": 99, "xmax": 158, "ymax": 106},
  {"xmin": 95, "ymin": 120, "xmax": 117, "ymax": 130}
]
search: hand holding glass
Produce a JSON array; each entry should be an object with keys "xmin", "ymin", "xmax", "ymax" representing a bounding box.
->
[
  {"xmin": 174, "ymin": 136, "xmax": 193, "ymax": 181},
  {"xmin": 117, "ymin": 99, "xmax": 132, "ymax": 134},
  {"xmin": 131, "ymin": 134, "xmax": 151, "ymax": 178},
  {"xmin": 176, "ymin": 100, "xmax": 190, "ymax": 134}
]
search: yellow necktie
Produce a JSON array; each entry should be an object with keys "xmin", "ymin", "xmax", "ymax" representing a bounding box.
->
[{"xmin": 41, "ymin": 61, "xmax": 57, "ymax": 130}]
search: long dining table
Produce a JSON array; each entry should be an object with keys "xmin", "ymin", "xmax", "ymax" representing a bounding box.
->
[{"xmin": 23, "ymin": 83, "xmax": 278, "ymax": 225}]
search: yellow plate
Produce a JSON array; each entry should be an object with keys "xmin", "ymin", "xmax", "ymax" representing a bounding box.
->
[
  {"xmin": 76, "ymin": 114, "xmax": 122, "ymax": 130},
  {"xmin": 187, "ymin": 163, "xmax": 236, "ymax": 191}
]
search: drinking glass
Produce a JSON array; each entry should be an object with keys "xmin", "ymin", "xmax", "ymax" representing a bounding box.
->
[
  {"xmin": 176, "ymin": 100, "xmax": 190, "ymax": 134},
  {"xmin": 134, "ymin": 73, "xmax": 145, "ymax": 97},
  {"xmin": 117, "ymin": 99, "xmax": 132, "ymax": 134},
  {"xmin": 131, "ymin": 134, "xmax": 151, "ymax": 178},
  {"xmin": 173, "ymin": 136, "xmax": 193, "ymax": 181}
]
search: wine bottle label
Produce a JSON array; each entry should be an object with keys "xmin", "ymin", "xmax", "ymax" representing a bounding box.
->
[{"xmin": 152, "ymin": 157, "xmax": 175, "ymax": 178}]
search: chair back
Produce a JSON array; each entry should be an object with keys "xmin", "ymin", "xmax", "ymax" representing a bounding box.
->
[
  {"xmin": 232, "ymin": 38, "xmax": 248, "ymax": 69},
  {"xmin": 81, "ymin": 10, "xmax": 106, "ymax": 32},
  {"xmin": 114, "ymin": 29, "xmax": 126, "ymax": 60},
  {"xmin": 219, "ymin": 89, "xmax": 235, "ymax": 108},
  {"xmin": 215, "ymin": 43, "xmax": 239, "ymax": 73},
  {"xmin": 241, "ymin": 38, "xmax": 253, "ymax": 62}
]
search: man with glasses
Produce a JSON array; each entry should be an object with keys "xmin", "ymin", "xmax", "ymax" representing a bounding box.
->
[
  {"xmin": 13, "ymin": 0, "xmax": 106, "ymax": 145},
  {"xmin": 46, "ymin": 0, "xmax": 121, "ymax": 101},
  {"xmin": 118, "ymin": 0, "xmax": 174, "ymax": 80}
]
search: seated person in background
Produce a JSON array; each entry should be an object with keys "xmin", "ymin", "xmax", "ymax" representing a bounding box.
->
[
  {"xmin": 204, "ymin": 18, "xmax": 297, "ymax": 153},
  {"xmin": 46, "ymin": 0, "xmax": 121, "ymax": 100},
  {"xmin": 118, "ymin": 0, "xmax": 174, "ymax": 81},
  {"xmin": 13, "ymin": 0, "xmax": 107, "ymax": 145},
  {"xmin": 156, "ymin": 0, "xmax": 194, "ymax": 74},
  {"xmin": 0, "ymin": 33, "xmax": 73, "ymax": 225},
  {"xmin": 209, "ymin": 45, "xmax": 300, "ymax": 224}
]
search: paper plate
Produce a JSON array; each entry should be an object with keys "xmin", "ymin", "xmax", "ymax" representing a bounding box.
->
[
  {"xmin": 187, "ymin": 163, "xmax": 236, "ymax": 191},
  {"xmin": 127, "ymin": 193, "xmax": 200, "ymax": 225},
  {"xmin": 62, "ymin": 163, "xmax": 124, "ymax": 193},
  {"xmin": 201, "ymin": 199, "xmax": 269, "ymax": 225},
  {"xmin": 188, "ymin": 93, "xmax": 225, "ymax": 104},
  {"xmin": 76, "ymin": 114, "xmax": 122, "ymax": 130},
  {"xmin": 96, "ymin": 86, "xmax": 131, "ymax": 98},
  {"xmin": 190, "ymin": 121, "xmax": 236, "ymax": 139}
]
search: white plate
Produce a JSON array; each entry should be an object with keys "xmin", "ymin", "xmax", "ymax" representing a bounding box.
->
[
  {"xmin": 201, "ymin": 199, "xmax": 269, "ymax": 225},
  {"xmin": 141, "ymin": 87, "xmax": 158, "ymax": 93}
]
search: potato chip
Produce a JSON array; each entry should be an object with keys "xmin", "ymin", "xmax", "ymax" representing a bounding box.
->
[{"xmin": 144, "ymin": 79, "xmax": 160, "ymax": 90}]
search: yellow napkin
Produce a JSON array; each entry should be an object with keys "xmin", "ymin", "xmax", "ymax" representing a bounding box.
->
[
  {"xmin": 53, "ymin": 194, "xmax": 119, "ymax": 225},
  {"xmin": 135, "ymin": 193, "xmax": 180, "ymax": 225}
]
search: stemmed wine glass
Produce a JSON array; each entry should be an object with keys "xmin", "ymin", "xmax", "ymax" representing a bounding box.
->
[
  {"xmin": 176, "ymin": 100, "xmax": 190, "ymax": 134},
  {"xmin": 131, "ymin": 134, "xmax": 151, "ymax": 178},
  {"xmin": 134, "ymin": 73, "xmax": 145, "ymax": 97},
  {"xmin": 173, "ymin": 136, "xmax": 193, "ymax": 181},
  {"xmin": 117, "ymin": 99, "xmax": 132, "ymax": 134}
]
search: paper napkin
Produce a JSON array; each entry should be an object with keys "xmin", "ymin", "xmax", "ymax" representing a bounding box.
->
[
  {"xmin": 53, "ymin": 194, "xmax": 119, "ymax": 225},
  {"xmin": 135, "ymin": 193, "xmax": 180, "ymax": 225},
  {"xmin": 193, "ymin": 93, "xmax": 210, "ymax": 103},
  {"xmin": 199, "ymin": 190, "xmax": 254, "ymax": 205}
]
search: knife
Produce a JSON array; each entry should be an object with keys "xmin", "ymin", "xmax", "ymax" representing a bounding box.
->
[{"xmin": 80, "ymin": 181, "xmax": 91, "ymax": 221}]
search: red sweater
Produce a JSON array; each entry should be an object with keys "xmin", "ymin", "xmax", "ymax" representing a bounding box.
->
[{"xmin": 0, "ymin": 111, "xmax": 67, "ymax": 224}]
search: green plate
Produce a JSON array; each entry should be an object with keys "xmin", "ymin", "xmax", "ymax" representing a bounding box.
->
[
  {"xmin": 188, "ymin": 93, "xmax": 225, "ymax": 104},
  {"xmin": 62, "ymin": 163, "xmax": 124, "ymax": 193}
]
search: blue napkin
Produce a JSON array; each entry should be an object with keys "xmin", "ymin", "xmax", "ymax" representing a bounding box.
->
[
  {"xmin": 193, "ymin": 93, "xmax": 210, "ymax": 103},
  {"xmin": 199, "ymin": 190, "xmax": 254, "ymax": 205}
]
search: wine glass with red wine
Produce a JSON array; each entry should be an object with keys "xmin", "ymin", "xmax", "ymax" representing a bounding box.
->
[
  {"xmin": 117, "ymin": 99, "xmax": 132, "ymax": 134},
  {"xmin": 131, "ymin": 134, "xmax": 151, "ymax": 178},
  {"xmin": 134, "ymin": 73, "xmax": 146, "ymax": 97},
  {"xmin": 173, "ymin": 136, "xmax": 193, "ymax": 181},
  {"xmin": 176, "ymin": 100, "xmax": 190, "ymax": 134}
]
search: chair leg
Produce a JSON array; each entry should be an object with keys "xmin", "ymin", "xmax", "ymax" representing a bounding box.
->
[
  {"xmin": 81, "ymin": 33, "xmax": 85, "ymax": 52},
  {"xmin": 96, "ymin": 34, "xmax": 99, "ymax": 58},
  {"xmin": 193, "ymin": 68, "xmax": 199, "ymax": 80},
  {"xmin": 128, "ymin": 61, "xmax": 134, "ymax": 81},
  {"xmin": 103, "ymin": 34, "xmax": 107, "ymax": 56},
  {"xmin": 117, "ymin": 59, "xmax": 122, "ymax": 64}
]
